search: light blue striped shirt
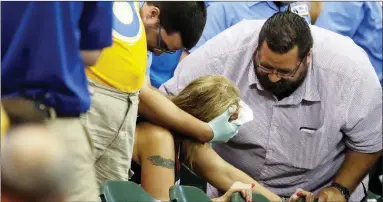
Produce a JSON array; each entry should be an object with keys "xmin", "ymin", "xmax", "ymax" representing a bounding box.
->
[{"xmin": 161, "ymin": 20, "xmax": 382, "ymax": 200}]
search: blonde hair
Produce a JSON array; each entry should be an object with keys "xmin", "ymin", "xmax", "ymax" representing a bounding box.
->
[{"xmin": 170, "ymin": 75, "xmax": 240, "ymax": 167}]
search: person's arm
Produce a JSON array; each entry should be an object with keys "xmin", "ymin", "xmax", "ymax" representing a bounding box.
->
[
  {"xmin": 190, "ymin": 145, "xmax": 281, "ymax": 202},
  {"xmin": 317, "ymin": 64, "xmax": 382, "ymax": 202},
  {"xmin": 191, "ymin": 145, "xmax": 318, "ymax": 202},
  {"xmin": 78, "ymin": 2, "xmax": 113, "ymax": 67},
  {"xmin": 139, "ymin": 52, "xmax": 212, "ymax": 142},
  {"xmin": 133, "ymin": 122, "xmax": 176, "ymax": 201},
  {"xmin": 80, "ymin": 50, "xmax": 103, "ymax": 67},
  {"xmin": 317, "ymin": 150, "xmax": 381, "ymax": 202},
  {"xmin": 138, "ymin": 84, "xmax": 213, "ymax": 142},
  {"xmin": 141, "ymin": 36, "xmax": 240, "ymax": 143}
]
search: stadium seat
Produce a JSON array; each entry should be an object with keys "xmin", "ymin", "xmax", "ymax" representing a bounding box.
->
[
  {"xmin": 100, "ymin": 181, "xmax": 158, "ymax": 202},
  {"xmin": 169, "ymin": 185, "xmax": 212, "ymax": 202},
  {"xmin": 368, "ymin": 190, "xmax": 382, "ymax": 202}
]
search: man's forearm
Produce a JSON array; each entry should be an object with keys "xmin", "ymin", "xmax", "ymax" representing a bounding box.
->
[
  {"xmin": 138, "ymin": 86, "xmax": 213, "ymax": 142},
  {"xmin": 333, "ymin": 149, "xmax": 382, "ymax": 191}
]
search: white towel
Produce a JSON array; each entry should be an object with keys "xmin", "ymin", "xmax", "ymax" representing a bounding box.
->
[{"xmin": 231, "ymin": 100, "xmax": 254, "ymax": 126}]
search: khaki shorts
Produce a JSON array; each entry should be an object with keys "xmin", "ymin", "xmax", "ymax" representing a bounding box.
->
[
  {"xmin": 81, "ymin": 79, "xmax": 139, "ymax": 186},
  {"xmin": 45, "ymin": 117, "xmax": 99, "ymax": 202}
]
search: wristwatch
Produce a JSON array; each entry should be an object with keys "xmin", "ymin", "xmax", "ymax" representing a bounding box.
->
[{"xmin": 330, "ymin": 182, "xmax": 351, "ymax": 202}]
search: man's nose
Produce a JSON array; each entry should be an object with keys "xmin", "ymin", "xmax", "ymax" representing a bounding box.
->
[{"xmin": 268, "ymin": 73, "xmax": 281, "ymax": 83}]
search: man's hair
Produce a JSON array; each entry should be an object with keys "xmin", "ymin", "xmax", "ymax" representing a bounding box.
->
[
  {"xmin": 147, "ymin": 1, "xmax": 207, "ymax": 50},
  {"xmin": 258, "ymin": 11, "xmax": 313, "ymax": 60}
]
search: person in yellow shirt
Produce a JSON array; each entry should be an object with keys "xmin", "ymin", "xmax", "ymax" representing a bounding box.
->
[
  {"xmin": 82, "ymin": 1, "xmax": 242, "ymax": 187},
  {"xmin": 1, "ymin": 106, "xmax": 10, "ymax": 136},
  {"xmin": 86, "ymin": 2, "xmax": 148, "ymax": 92}
]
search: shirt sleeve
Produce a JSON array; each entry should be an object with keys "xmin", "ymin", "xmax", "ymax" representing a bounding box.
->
[
  {"xmin": 342, "ymin": 62, "xmax": 382, "ymax": 153},
  {"xmin": 190, "ymin": 3, "xmax": 229, "ymax": 52},
  {"xmin": 315, "ymin": 2, "xmax": 365, "ymax": 37},
  {"xmin": 159, "ymin": 46, "xmax": 223, "ymax": 96},
  {"xmin": 79, "ymin": 2, "xmax": 113, "ymax": 50}
]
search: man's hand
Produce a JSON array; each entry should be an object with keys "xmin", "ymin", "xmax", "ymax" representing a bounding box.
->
[{"xmin": 317, "ymin": 187, "xmax": 346, "ymax": 202}]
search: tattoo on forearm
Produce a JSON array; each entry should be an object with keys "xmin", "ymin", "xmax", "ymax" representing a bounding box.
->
[{"xmin": 147, "ymin": 155, "xmax": 175, "ymax": 169}]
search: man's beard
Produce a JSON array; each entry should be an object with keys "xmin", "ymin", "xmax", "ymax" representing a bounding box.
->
[{"xmin": 255, "ymin": 67, "xmax": 307, "ymax": 99}]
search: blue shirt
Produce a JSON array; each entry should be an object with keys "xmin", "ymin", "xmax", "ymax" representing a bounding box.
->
[
  {"xmin": 149, "ymin": 2, "xmax": 311, "ymax": 88},
  {"xmin": 191, "ymin": 2, "xmax": 312, "ymax": 51},
  {"xmin": 315, "ymin": 2, "xmax": 382, "ymax": 83},
  {"xmin": 1, "ymin": 2, "xmax": 113, "ymax": 116},
  {"xmin": 146, "ymin": 52, "xmax": 153, "ymax": 76},
  {"xmin": 149, "ymin": 50, "xmax": 183, "ymax": 88}
]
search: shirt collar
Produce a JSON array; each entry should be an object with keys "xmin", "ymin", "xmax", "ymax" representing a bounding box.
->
[
  {"xmin": 248, "ymin": 55, "xmax": 320, "ymax": 104},
  {"xmin": 300, "ymin": 57, "xmax": 320, "ymax": 102},
  {"xmin": 247, "ymin": 1, "xmax": 262, "ymax": 7}
]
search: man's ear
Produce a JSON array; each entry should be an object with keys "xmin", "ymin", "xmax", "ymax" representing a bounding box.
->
[
  {"xmin": 306, "ymin": 48, "xmax": 313, "ymax": 65},
  {"xmin": 143, "ymin": 5, "xmax": 160, "ymax": 25}
]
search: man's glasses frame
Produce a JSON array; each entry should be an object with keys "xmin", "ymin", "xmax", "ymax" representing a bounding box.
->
[
  {"xmin": 152, "ymin": 26, "xmax": 176, "ymax": 54},
  {"xmin": 254, "ymin": 50, "xmax": 307, "ymax": 78}
]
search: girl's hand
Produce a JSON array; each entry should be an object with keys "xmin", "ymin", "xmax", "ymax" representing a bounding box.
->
[{"xmin": 212, "ymin": 181, "xmax": 254, "ymax": 202}]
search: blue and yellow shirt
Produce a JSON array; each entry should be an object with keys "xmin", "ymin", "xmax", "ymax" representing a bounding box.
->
[{"xmin": 87, "ymin": 2, "xmax": 148, "ymax": 92}]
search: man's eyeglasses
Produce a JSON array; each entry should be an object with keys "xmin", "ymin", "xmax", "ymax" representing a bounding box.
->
[
  {"xmin": 153, "ymin": 26, "xmax": 175, "ymax": 54},
  {"xmin": 254, "ymin": 50, "xmax": 306, "ymax": 78}
]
